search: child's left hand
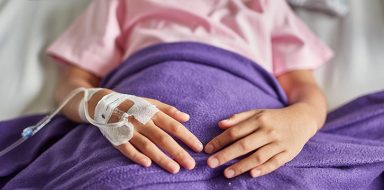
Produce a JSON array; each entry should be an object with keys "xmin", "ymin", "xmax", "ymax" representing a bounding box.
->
[{"xmin": 205, "ymin": 103, "xmax": 319, "ymax": 178}]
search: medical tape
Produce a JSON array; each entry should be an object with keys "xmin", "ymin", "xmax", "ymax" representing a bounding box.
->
[
  {"xmin": 94, "ymin": 93, "xmax": 112, "ymax": 123},
  {"xmin": 94, "ymin": 93, "xmax": 126, "ymax": 124},
  {"xmin": 78, "ymin": 97, "xmax": 87, "ymax": 122},
  {"xmin": 82, "ymin": 89, "xmax": 159, "ymax": 146},
  {"xmin": 124, "ymin": 95, "xmax": 159, "ymax": 124},
  {"xmin": 78, "ymin": 88, "xmax": 103, "ymax": 123}
]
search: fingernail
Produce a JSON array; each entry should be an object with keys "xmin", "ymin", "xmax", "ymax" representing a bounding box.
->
[
  {"xmin": 205, "ymin": 144, "xmax": 213, "ymax": 153},
  {"xmin": 220, "ymin": 119, "xmax": 231, "ymax": 126},
  {"xmin": 184, "ymin": 159, "xmax": 196, "ymax": 170},
  {"xmin": 225, "ymin": 169, "xmax": 235, "ymax": 178},
  {"xmin": 169, "ymin": 163, "xmax": 180, "ymax": 174},
  {"xmin": 251, "ymin": 169, "xmax": 261, "ymax": 177},
  {"xmin": 220, "ymin": 119, "xmax": 229, "ymax": 124},
  {"xmin": 196, "ymin": 142, "xmax": 204, "ymax": 151},
  {"xmin": 141, "ymin": 159, "xmax": 151, "ymax": 167},
  {"xmin": 180, "ymin": 112, "xmax": 190, "ymax": 121},
  {"xmin": 208, "ymin": 157, "xmax": 219, "ymax": 168}
]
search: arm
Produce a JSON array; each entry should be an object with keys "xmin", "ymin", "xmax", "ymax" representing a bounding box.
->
[
  {"xmin": 55, "ymin": 64, "xmax": 101, "ymax": 123},
  {"xmin": 277, "ymin": 70, "xmax": 327, "ymax": 133},
  {"xmin": 56, "ymin": 64, "xmax": 203, "ymax": 173},
  {"xmin": 204, "ymin": 70, "xmax": 327, "ymax": 178}
]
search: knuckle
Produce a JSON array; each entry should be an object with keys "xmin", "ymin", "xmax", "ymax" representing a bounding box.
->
[
  {"xmin": 157, "ymin": 155, "xmax": 168, "ymax": 165},
  {"xmin": 214, "ymin": 139, "xmax": 224, "ymax": 149},
  {"xmin": 227, "ymin": 128, "xmax": 239, "ymax": 139},
  {"xmin": 251, "ymin": 114, "xmax": 261, "ymax": 123},
  {"xmin": 169, "ymin": 123, "xmax": 181, "ymax": 133},
  {"xmin": 209, "ymin": 141, "xmax": 217, "ymax": 151},
  {"xmin": 142, "ymin": 143, "xmax": 153, "ymax": 152},
  {"xmin": 239, "ymin": 140, "xmax": 251, "ymax": 152},
  {"xmin": 257, "ymin": 115, "xmax": 268, "ymax": 125},
  {"xmin": 158, "ymin": 135, "xmax": 171, "ymax": 145},
  {"xmin": 266, "ymin": 129, "xmax": 279, "ymax": 140},
  {"xmin": 231, "ymin": 167, "xmax": 242, "ymax": 175},
  {"xmin": 252, "ymin": 154, "xmax": 263, "ymax": 165},
  {"xmin": 173, "ymin": 150, "xmax": 187, "ymax": 160},
  {"xmin": 216, "ymin": 154, "xmax": 227, "ymax": 164}
]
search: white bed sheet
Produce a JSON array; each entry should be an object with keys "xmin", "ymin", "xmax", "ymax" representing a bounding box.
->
[{"xmin": 0, "ymin": 0, "xmax": 383, "ymax": 120}]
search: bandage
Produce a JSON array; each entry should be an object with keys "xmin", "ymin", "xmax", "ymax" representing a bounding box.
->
[
  {"xmin": 78, "ymin": 97, "xmax": 87, "ymax": 122},
  {"xmin": 82, "ymin": 88, "xmax": 159, "ymax": 146}
]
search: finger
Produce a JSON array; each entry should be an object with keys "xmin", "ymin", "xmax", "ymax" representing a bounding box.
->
[
  {"xmin": 223, "ymin": 143, "xmax": 283, "ymax": 178},
  {"xmin": 250, "ymin": 152, "xmax": 289, "ymax": 178},
  {"xmin": 145, "ymin": 98, "xmax": 189, "ymax": 122},
  {"xmin": 205, "ymin": 116, "xmax": 260, "ymax": 154},
  {"xmin": 219, "ymin": 110, "xmax": 260, "ymax": 129},
  {"xmin": 130, "ymin": 132, "xmax": 180, "ymax": 174},
  {"xmin": 135, "ymin": 119, "xmax": 196, "ymax": 170},
  {"xmin": 207, "ymin": 130, "xmax": 270, "ymax": 168},
  {"xmin": 154, "ymin": 112, "xmax": 203, "ymax": 152},
  {"xmin": 116, "ymin": 141, "xmax": 152, "ymax": 167}
]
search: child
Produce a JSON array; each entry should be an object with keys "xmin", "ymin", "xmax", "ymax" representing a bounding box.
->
[{"xmin": 47, "ymin": 0, "xmax": 333, "ymax": 178}]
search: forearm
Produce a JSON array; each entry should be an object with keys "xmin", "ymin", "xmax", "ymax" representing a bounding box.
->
[
  {"xmin": 55, "ymin": 79, "xmax": 92, "ymax": 122},
  {"xmin": 55, "ymin": 65, "xmax": 106, "ymax": 122}
]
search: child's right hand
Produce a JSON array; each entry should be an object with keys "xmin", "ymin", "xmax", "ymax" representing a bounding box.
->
[{"xmin": 87, "ymin": 89, "xmax": 203, "ymax": 174}]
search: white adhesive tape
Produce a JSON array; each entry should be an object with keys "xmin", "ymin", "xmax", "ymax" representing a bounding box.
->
[{"xmin": 81, "ymin": 88, "xmax": 159, "ymax": 146}]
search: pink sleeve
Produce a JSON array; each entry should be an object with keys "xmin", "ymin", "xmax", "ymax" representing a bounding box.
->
[
  {"xmin": 269, "ymin": 0, "xmax": 334, "ymax": 76},
  {"xmin": 46, "ymin": 0, "xmax": 125, "ymax": 77}
]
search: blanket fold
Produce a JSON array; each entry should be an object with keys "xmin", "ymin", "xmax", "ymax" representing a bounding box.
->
[{"xmin": 0, "ymin": 42, "xmax": 383, "ymax": 189}]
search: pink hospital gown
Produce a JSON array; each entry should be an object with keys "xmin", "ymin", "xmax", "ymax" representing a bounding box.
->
[{"xmin": 47, "ymin": 0, "xmax": 333, "ymax": 77}]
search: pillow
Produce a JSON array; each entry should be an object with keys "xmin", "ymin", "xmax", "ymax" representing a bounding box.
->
[{"xmin": 287, "ymin": 0, "xmax": 349, "ymax": 16}]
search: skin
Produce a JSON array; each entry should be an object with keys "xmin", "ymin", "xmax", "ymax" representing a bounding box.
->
[
  {"xmin": 205, "ymin": 70, "xmax": 327, "ymax": 178},
  {"xmin": 56, "ymin": 64, "xmax": 203, "ymax": 174},
  {"xmin": 56, "ymin": 64, "xmax": 326, "ymax": 177}
]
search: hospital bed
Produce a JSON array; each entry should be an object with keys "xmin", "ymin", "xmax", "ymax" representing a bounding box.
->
[{"xmin": 0, "ymin": 0, "xmax": 383, "ymax": 120}]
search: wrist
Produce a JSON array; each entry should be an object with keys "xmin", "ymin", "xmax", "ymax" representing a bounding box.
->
[{"xmin": 288, "ymin": 102, "xmax": 325, "ymax": 135}]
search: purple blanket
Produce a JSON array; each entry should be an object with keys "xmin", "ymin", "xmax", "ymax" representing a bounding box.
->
[{"xmin": 1, "ymin": 42, "xmax": 383, "ymax": 189}]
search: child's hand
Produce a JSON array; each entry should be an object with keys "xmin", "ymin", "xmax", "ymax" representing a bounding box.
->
[
  {"xmin": 88, "ymin": 90, "xmax": 203, "ymax": 174},
  {"xmin": 204, "ymin": 103, "xmax": 319, "ymax": 178}
]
